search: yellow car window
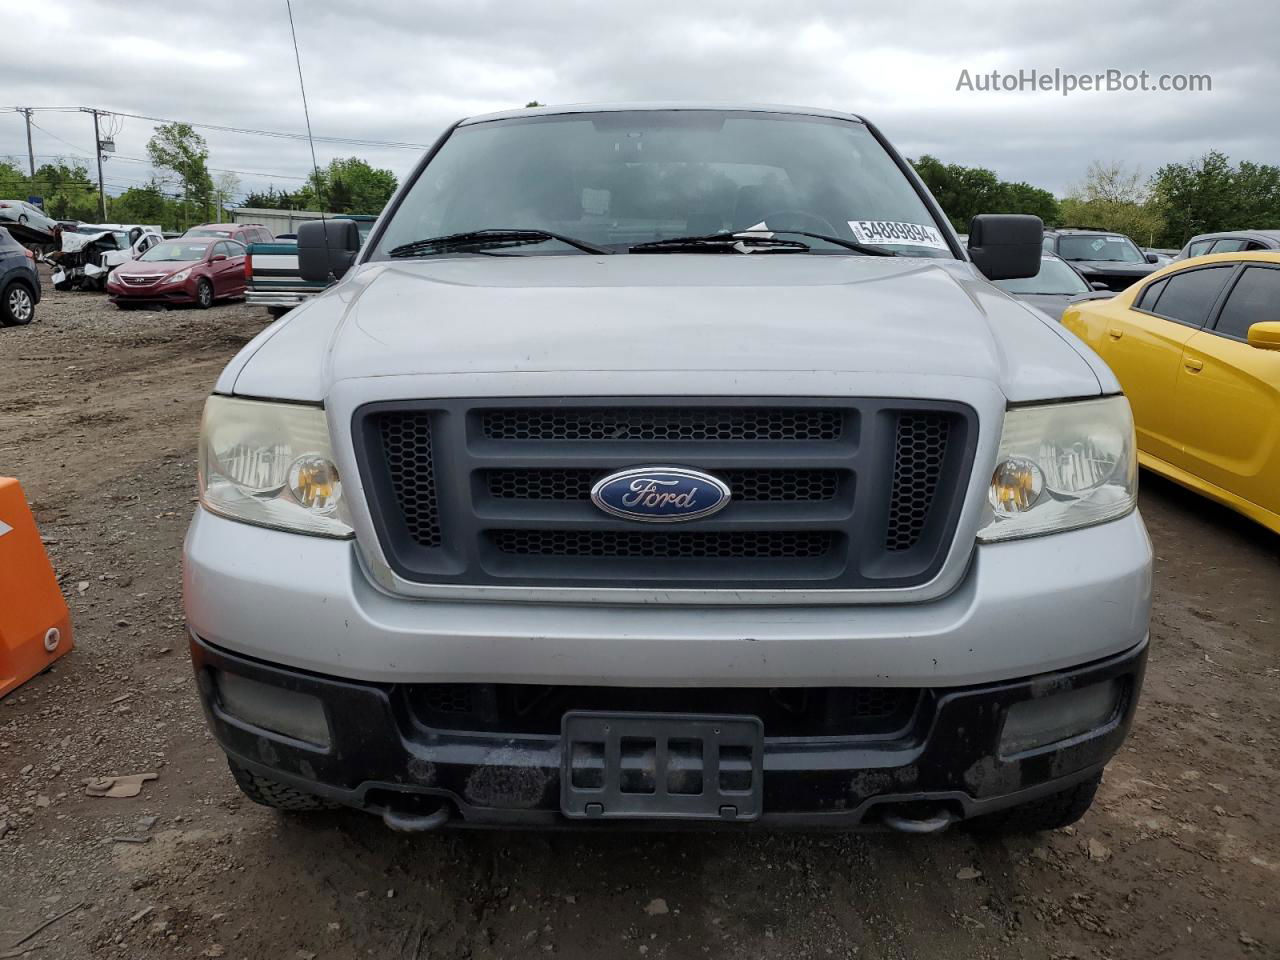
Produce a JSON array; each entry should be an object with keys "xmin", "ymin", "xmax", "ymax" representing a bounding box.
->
[
  {"xmin": 1149, "ymin": 266, "xmax": 1233, "ymax": 326},
  {"xmin": 1214, "ymin": 266, "xmax": 1280, "ymax": 341}
]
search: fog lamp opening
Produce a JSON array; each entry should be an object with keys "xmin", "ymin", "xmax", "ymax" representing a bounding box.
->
[
  {"xmin": 1000, "ymin": 680, "xmax": 1120, "ymax": 755},
  {"xmin": 215, "ymin": 671, "xmax": 331, "ymax": 748}
]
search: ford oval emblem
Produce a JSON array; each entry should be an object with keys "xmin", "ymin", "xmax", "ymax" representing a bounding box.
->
[{"xmin": 591, "ymin": 467, "xmax": 731, "ymax": 523}]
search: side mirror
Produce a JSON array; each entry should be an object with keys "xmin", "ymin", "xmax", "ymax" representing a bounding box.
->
[
  {"xmin": 1089, "ymin": 281, "xmax": 1111, "ymax": 291},
  {"xmin": 298, "ymin": 218, "xmax": 360, "ymax": 282},
  {"xmin": 1145, "ymin": 253, "xmax": 1160, "ymax": 264},
  {"xmin": 967, "ymin": 214, "xmax": 1043, "ymax": 281},
  {"xmin": 210, "ymin": 254, "xmax": 227, "ymax": 262},
  {"xmin": 1246, "ymin": 321, "xmax": 1280, "ymax": 351}
]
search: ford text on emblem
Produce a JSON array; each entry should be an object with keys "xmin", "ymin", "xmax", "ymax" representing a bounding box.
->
[{"xmin": 590, "ymin": 467, "xmax": 732, "ymax": 523}]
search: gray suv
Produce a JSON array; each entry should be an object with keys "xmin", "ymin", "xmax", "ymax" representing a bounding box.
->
[
  {"xmin": 184, "ymin": 105, "xmax": 1151, "ymax": 835},
  {"xmin": 0, "ymin": 227, "xmax": 40, "ymax": 327}
]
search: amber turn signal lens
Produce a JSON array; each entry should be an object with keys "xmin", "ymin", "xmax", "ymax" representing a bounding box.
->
[
  {"xmin": 989, "ymin": 456, "xmax": 1044, "ymax": 515},
  {"xmin": 287, "ymin": 455, "xmax": 342, "ymax": 515}
]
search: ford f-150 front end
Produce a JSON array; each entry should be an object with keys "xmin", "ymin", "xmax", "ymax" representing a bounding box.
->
[{"xmin": 184, "ymin": 105, "xmax": 1151, "ymax": 833}]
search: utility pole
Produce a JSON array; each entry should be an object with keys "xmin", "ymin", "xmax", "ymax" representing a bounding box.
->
[
  {"xmin": 18, "ymin": 108, "xmax": 35, "ymax": 187},
  {"xmin": 79, "ymin": 107, "xmax": 107, "ymax": 221}
]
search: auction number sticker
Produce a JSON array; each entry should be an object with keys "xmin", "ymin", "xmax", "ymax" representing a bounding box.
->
[{"xmin": 848, "ymin": 220, "xmax": 948, "ymax": 249}]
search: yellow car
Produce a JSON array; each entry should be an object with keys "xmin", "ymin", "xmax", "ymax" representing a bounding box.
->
[{"xmin": 1063, "ymin": 251, "xmax": 1280, "ymax": 533}]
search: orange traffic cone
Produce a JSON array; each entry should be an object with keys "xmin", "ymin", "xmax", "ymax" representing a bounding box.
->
[{"xmin": 0, "ymin": 477, "xmax": 73, "ymax": 698}]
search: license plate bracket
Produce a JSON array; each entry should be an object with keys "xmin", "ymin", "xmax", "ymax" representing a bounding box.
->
[{"xmin": 561, "ymin": 711, "xmax": 763, "ymax": 822}]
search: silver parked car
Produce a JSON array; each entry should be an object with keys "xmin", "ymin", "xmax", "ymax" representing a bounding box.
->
[
  {"xmin": 994, "ymin": 252, "xmax": 1114, "ymax": 319},
  {"xmin": 1175, "ymin": 229, "xmax": 1280, "ymax": 259},
  {"xmin": 184, "ymin": 104, "xmax": 1151, "ymax": 836},
  {"xmin": 0, "ymin": 199, "xmax": 59, "ymax": 236}
]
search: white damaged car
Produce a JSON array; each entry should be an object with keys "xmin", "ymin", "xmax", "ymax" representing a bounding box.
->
[{"xmin": 49, "ymin": 224, "xmax": 163, "ymax": 291}]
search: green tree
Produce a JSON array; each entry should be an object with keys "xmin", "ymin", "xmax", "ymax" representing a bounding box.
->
[
  {"xmin": 0, "ymin": 158, "xmax": 27, "ymax": 198},
  {"xmin": 910, "ymin": 156, "xmax": 1059, "ymax": 229},
  {"xmin": 212, "ymin": 171, "xmax": 242, "ymax": 220},
  {"xmin": 302, "ymin": 156, "xmax": 397, "ymax": 214},
  {"xmin": 998, "ymin": 181, "xmax": 1060, "ymax": 225},
  {"xmin": 1148, "ymin": 151, "xmax": 1280, "ymax": 246},
  {"xmin": 147, "ymin": 122, "xmax": 215, "ymax": 222},
  {"xmin": 1059, "ymin": 160, "xmax": 1164, "ymax": 245},
  {"xmin": 108, "ymin": 182, "xmax": 170, "ymax": 227},
  {"xmin": 30, "ymin": 160, "xmax": 100, "ymax": 221},
  {"xmin": 1072, "ymin": 160, "xmax": 1148, "ymax": 205},
  {"xmin": 1234, "ymin": 161, "xmax": 1280, "ymax": 228},
  {"xmin": 1058, "ymin": 197, "xmax": 1166, "ymax": 247}
]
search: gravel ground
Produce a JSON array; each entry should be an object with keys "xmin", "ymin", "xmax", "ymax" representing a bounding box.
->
[{"xmin": 1, "ymin": 279, "xmax": 1278, "ymax": 960}]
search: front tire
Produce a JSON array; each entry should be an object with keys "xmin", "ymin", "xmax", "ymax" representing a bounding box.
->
[
  {"xmin": 967, "ymin": 772, "xmax": 1102, "ymax": 834},
  {"xmin": 227, "ymin": 759, "xmax": 338, "ymax": 812},
  {"xmin": 1, "ymin": 281, "xmax": 35, "ymax": 326},
  {"xmin": 195, "ymin": 278, "xmax": 214, "ymax": 309}
]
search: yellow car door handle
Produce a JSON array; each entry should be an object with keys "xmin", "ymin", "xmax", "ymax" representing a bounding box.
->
[
  {"xmin": 1107, "ymin": 327, "xmax": 1124, "ymax": 340},
  {"xmin": 1184, "ymin": 357, "xmax": 1204, "ymax": 373}
]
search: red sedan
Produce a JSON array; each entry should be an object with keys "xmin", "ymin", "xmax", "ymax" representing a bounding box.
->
[{"xmin": 106, "ymin": 237, "xmax": 247, "ymax": 309}]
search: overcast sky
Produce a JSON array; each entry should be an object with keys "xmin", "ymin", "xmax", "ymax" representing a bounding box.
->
[{"xmin": 3, "ymin": 0, "xmax": 1277, "ymax": 201}]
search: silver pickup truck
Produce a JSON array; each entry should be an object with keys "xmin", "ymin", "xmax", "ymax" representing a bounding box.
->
[{"xmin": 185, "ymin": 104, "xmax": 1151, "ymax": 835}]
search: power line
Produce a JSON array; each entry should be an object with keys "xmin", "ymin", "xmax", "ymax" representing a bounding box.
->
[
  {"xmin": 5, "ymin": 148, "xmax": 311, "ymax": 184},
  {"xmin": 14, "ymin": 105, "xmax": 429, "ymax": 150},
  {"xmin": 110, "ymin": 155, "xmax": 310, "ymax": 181},
  {"xmin": 26, "ymin": 119, "xmax": 94, "ymax": 157}
]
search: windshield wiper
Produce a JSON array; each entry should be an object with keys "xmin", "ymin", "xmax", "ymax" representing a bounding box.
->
[
  {"xmin": 388, "ymin": 228, "xmax": 611, "ymax": 258},
  {"xmin": 629, "ymin": 233, "xmax": 810, "ymax": 254},
  {"xmin": 741, "ymin": 229, "xmax": 899, "ymax": 256},
  {"xmin": 629, "ymin": 231, "xmax": 898, "ymax": 256}
]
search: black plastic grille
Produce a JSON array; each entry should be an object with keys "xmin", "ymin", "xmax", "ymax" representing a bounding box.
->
[
  {"xmin": 357, "ymin": 398, "xmax": 974, "ymax": 592},
  {"xmin": 485, "ymin": 468, "xmax": 841, "ymax": 502},
  {"xmin": 379, "ymin": 412, "xmax": 441, "ymax": 548},
  {"xmin": 885, "ymin": 413, "xmax": 951, "ymax": 551},
  {"xmin": 491, "ymin": 530, "xmax": 836, "ymax": 559},
  {"xmin": 406, "ymin": 683, "xmax": 920, "ymax": 737},
  {"xmin": 482, "ymin": 407, "xmax": 844, "ymax": 442}
]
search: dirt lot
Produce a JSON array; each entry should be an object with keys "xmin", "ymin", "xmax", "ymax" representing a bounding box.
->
[{"xmin": 1, "ymin": 280, "xmax": 1278, "ymax": 960}]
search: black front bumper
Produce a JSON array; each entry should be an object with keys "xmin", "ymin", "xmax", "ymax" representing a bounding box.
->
[{"xmin": 190, "ymin": 634, "xmax": 1146, "ymax": 829}]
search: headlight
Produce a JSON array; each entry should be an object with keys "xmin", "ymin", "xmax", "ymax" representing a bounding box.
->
[
  {"xmin": 164, "ymin": 268, "xmax": 192, "ymax": 284},
  {"xmin": 977, "ymin": 396, "xmax": 1136, "ymax": 542},
  {"xmin": 198, "ymin": 396, "xmax": 353, "ymax": 537}
]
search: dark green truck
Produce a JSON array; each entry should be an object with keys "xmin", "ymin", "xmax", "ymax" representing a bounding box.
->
[{"xmin": 244, "ymin": 216, "xmax": 376, "ymax": 317}]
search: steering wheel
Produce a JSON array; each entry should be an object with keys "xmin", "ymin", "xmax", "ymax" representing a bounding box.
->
[{"xmin": 751, "ymin": 209, "xmax": 842, "ymax": 237}]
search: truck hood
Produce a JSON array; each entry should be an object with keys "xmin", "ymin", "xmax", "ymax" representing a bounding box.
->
[{"xmin": 224, "ymin": 255, "xmax": 1110, "ymax": 402}]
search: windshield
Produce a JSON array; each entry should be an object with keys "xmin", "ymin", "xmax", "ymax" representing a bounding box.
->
[
  {"xmin": 1057, "ymin": 234, "xmax": 1145, "ymax": 263},
  {"xmin": 139, "ymin": 241, "xmax": 211, "ymax": 262},
  {"xmin": 995, "ymin": 257, "xmax": 1089, "ymax": 295},
  {"xmin": 373, "ymin": 110, "xmax": 953, "ymax": 258},
  {"xmin": 186, "ymin": 228, "xmax": 233, "ymax": 238}
]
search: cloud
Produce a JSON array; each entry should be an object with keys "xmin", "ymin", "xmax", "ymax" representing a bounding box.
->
[{"xmin": 1, "ymin": 0, "xmax": 1276, "ymax": 199}]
